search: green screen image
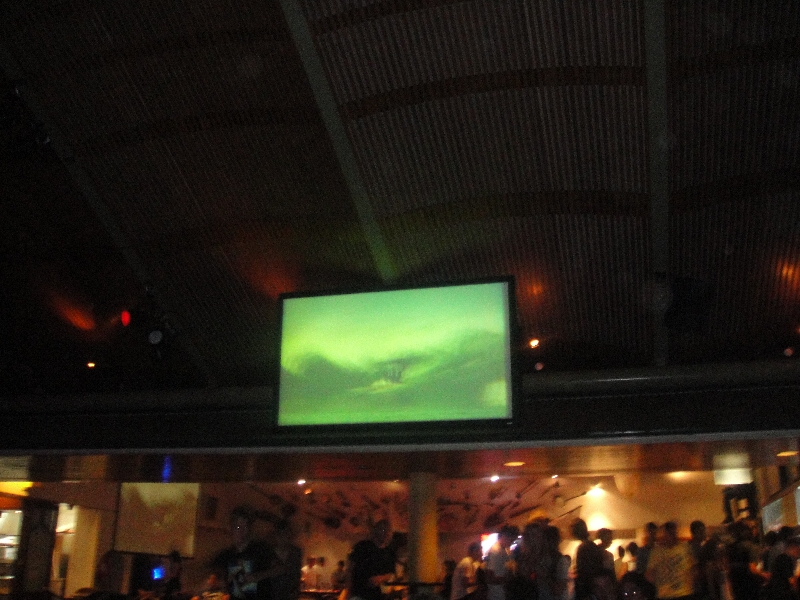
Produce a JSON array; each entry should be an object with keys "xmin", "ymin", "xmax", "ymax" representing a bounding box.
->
[{"xmin": 278, "ymin": 281, "xmax": 513, "ymax": 425}]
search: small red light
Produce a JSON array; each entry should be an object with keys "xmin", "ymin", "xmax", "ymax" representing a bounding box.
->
[{"xmin": 121, "ymin": 310, "xmax": 131, "ymax": 326}]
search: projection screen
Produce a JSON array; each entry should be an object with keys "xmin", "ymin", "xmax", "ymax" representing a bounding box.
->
[
  {"xmin": 277, "ymin": 279, "xmax": 515, "ymax": 426},
  {"xmin": 114, "ymin": 482, "xmax": 199, "ymax": 557}
]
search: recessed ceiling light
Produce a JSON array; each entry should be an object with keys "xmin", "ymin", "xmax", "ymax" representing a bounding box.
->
[
  {"xmin": 297, "ymin": 479, "xmax": 306, "ymax": 485},
  {"xmin": 86, "ymin": 362, "xmax": 95, "ymax": 368},
  {"xmin": 551, "ymin": 474, "xmax": 558, "ymax": 479},
  {"xmin": 777, "ymin": 451, "xmax": 799, "ymax": 457},
  {"xmin": 529, "ymin": 338, "xmax": 540, "ymax": 349},
  {"xmin": 490, "ymin": 475, "xmax": 500, "ymax": 482},
  {"xmin": 504, "ymin": 461, "xmax": 525, "ymax": 467}
]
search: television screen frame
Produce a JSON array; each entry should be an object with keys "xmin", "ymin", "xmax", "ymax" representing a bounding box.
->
[{"xmin": 274, "ymin": 277, "xmax": 519, "ymax": 432}]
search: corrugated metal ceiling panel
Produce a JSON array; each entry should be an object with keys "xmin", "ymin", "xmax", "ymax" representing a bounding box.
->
[
  {"xmin": 309, "ymin": 0, "xmax": 645, "ymax": 105},
  {"xmin": 669, "ymin": 1, "xmax": 800, "ymax": 60},
  {"xmin": 671, "ymin": 61, "xmax": 800, "ymax": 194},
  {"xmin": 670, "ymin": 193, "xmax": 800, "ymax": 362},
  {"xmin": 348, "ymin": 86, "xmax": 648, "ymax": 217}
]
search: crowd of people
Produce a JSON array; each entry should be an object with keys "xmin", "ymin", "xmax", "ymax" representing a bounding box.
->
[
  {"xmin": 443, "ymin": 517, "xmax": 800, "ymax": 600},
  {"xmin": 128, "ymin": 506, "xmax": 800, "ymax": 600}
]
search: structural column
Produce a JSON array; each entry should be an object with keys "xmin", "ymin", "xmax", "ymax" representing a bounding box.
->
[{"xmin": 407, "ymin": 471, "xmax": 438, "ymax": 588}]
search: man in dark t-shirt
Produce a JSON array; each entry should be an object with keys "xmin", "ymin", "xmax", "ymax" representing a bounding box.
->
[
  {"xmin": 214, "ymin": 506, "xmax": 284, "ymax": 600},
  {"xmin": 347, "ymin": 520, "xmax": 395, "ymax": 600},
  {"xmin": 572, "ymin": 518, "xmax": 605, "ymax": 600}
]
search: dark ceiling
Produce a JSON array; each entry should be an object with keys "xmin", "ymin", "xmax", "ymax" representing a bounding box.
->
[{"xmin": 1, "ymin": 0, "xmax": 799, "ymax": 399}]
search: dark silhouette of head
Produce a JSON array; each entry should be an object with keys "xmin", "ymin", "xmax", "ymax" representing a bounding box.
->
[
  {"xmin": 571, "ymin": 518, "xmax": 590, "ymax": 541},
  {"xmin": 498, "ymin": 524, "xmax": 520, "ymax": 547},
  {"xmin": 690, "ymin": 520, "xmax": 706, "ymax": 542}
]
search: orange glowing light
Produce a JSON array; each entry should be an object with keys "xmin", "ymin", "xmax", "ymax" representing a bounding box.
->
[
  {"xmin": 50, "ymin": 293, "xmax": 96, "ymax": 331},
  {"xmin": 529, "ymin": 338, "xmax": 540, "ymax": 349},
  {"xmin": 528, "ymin": 283, "xmax": 545, "ymax": 297},
  {"xmin": 237, "ymin": 256, "xmax": 297, "ymax": 300},
  {"xmin": 779, "ymin": 263, "xmax": 800, "ymax": 290},
  {"xmin": 87, "ymin": 362, "xmax": 96, "ymax": 368}
]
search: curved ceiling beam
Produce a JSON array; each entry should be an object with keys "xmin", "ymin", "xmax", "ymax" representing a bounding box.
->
[
  {"xmin": 644, "ymin": 0, "xmax": 670, "ymax": 366},
  {"xmin": 278, "ymin": 0, "xmax": 398, "ymax": 284},
  {"xmin": 339, "ymin": 67, "xmax": 645, "ymax": 121}
]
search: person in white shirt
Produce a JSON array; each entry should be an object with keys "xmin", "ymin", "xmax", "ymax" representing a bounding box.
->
[
  {"xmin": 301, "ymin": 557, "xmax": 319, "ymax": 590},
  {"xmin": 485, "ymin": 525, "xmax": 520, "ymax": 600},
  {"xmin": 451, "ymin": 543, "xmax": 483, "ymax": 600}
]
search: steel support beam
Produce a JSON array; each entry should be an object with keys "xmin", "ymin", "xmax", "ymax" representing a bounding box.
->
[
  {"xmin": 644, "ymin": 0, "xmax": 671, "ymax": 366},
  {"xmin": 277, "ymin": 0, "xmax": 397, "ymax": 283}
]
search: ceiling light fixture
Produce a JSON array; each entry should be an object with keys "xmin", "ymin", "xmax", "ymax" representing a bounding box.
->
[
  {"xmin": 587, "ymin": 486, "xmax": 604, "ymax": 498},
  {"xmin": 529, "ymin": 338, "xmax": 540, "ymax": 349},
  {"xmin": 86, "ymin": 362, "xmax": 95, "ymax": 368},
  {"xmin": 777, "ymin": 451, "xmax": 799, "ymax": 457},
  {"xmin": 504, "ymin": 461, "xmax": 525, "ymax": 467},
  {"xmin": 297, "ymin": 479, "xmax": 306, "ymax": 485},
  {"xmin": 490, "ymin": 475, "xmax": 500, "ymax": 482}
]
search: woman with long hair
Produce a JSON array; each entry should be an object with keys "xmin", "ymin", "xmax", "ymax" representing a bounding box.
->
[
  {"xmin": 509, "ymin": 522, "xmax": 543, "ymax": 600},
  {"xmin": 539, "ymin": 526, "xmax": 570, "ymax": 600}
]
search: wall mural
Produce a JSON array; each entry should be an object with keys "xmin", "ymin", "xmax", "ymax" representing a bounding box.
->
[{"xmin": 247, "ymin": 476, "xmax": 603, "ymax": 536}]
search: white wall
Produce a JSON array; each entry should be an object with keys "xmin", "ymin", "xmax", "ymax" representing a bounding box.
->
[{"xmin": 65, "ymin": 507, "xmax": 102, "ymax": 596}]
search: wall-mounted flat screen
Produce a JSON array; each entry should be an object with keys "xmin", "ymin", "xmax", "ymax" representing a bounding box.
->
[{"xmin": 277, "ymin": 279, "xmax": 515, "ymax": 426}]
